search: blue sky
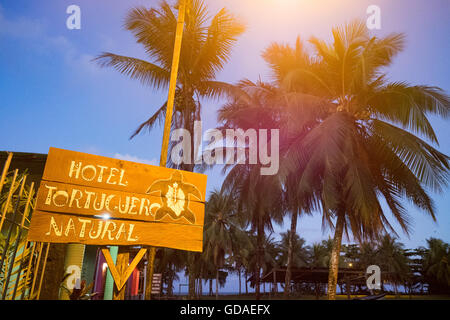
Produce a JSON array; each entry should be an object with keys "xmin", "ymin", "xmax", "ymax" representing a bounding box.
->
[{"xmin": 1, "ymin": 0, "xmax": 449, "ymax": 292}]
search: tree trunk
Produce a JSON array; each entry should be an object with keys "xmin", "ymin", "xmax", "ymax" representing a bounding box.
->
[
  {"xmin": 188, "ymin": 253, "xmax": 196, "ymax": 299},
  {"xmin": 215, "ymin": 269, "xmax": 219, "ymax": 300},
  {"xmin": 167, "ymin": 263, "xmax": 174, "ymax": 296},
  {"xmin": 209, "ymin": 279, "xmax": 213, "ymax": 296},
  {"xmin": 245, "ymin": 270, "xmax": 248, "ymax": 295},
  {"xmin": 255, "ymin": 210, "xmax": 264, "ymax": 300},
  {"xmin": 327, "ymin": 211, "xmax": 345, "ymax": 300},
  {"xmin": 273, "ymin": 268, "xmax": 277, "ymax": 294},
  {"xmin": 198, "ymin": 267, "xmax": 203, "ymax": 299},
  {"xmin": 284, "ymin": 211, "xmax": 298, "ymax": 298},
  {"xmin": 238, "ymin": 267, "xmax": 242, "ymax": 296},
  {"xmin": 346, "ymin": 276, "xmax": 351, "ymax": 300}
]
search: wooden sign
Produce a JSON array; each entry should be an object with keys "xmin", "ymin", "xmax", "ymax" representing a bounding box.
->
[
  {"xmin": 27, "ymin": 147, "xmax": 207, "ymax": 252},
  {"xmin": 34, "ymin": 181, "xmax": 205, "ymax": 226},
  {"xmin": 151, "ymin": 273, "xmax": 162, "ymax": 294}
]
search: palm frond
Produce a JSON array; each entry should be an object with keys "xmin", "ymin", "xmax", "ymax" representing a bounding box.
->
[
  {"xmin": 93, "ymin": 52, "xmax": 170, "ymax": 90},
  {"xmin": 368, "ymin": 82, "xmax": 450, "ymax": 142}
]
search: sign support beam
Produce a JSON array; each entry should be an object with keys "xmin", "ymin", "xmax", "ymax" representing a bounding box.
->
[{"xmin": 147, "ymin": 0, "xmax": 188, "ymax": 300}]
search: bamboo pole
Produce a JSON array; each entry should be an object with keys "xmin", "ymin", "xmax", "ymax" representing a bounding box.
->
[
  {"xmin": 21, "ymin": 241, "xmax": 36, "ymax": 300},
  {"xmin": 146, "ymin": 0, "xmax": 188, "ymax": 300},
  {"xmin": 0, "ymin": 152, "xmax": 13, "ymax": 195},
  {"xmin": 29, "ymin": 242, "xmax": 43, "ymax": 300},
  {"xmin": 0, "ymin": 174, "xmax": 27, "ymax": 299},
  {"xmin": 19, "ymin": 182, "xmax": 34, "ymax": 228},
  {"xmin": 0, "ymin": 169, "xmax": 18, "ymax": 232},
  {"xmin": 145, "ymin": 247, "xmax": 156, "ymax": 300},
  {"xmin": 9, "ymin": 182, "xmax": 35, "ymax": 300},
  {"xmin": 36, "ymin": 243, "xmax": 50, "ymax": 300}
]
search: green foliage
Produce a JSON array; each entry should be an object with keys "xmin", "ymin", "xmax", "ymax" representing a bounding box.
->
[
  {"xmin": 94, "ymin": 0, "xmax": 245, "ymax": 171},
  {"xmin": 0, "ymin": 170, "xmax": 36, "ymax": 300},
  {"xmin": 420, "ymin": 238, "xmax": 450, "ymax": 293}
]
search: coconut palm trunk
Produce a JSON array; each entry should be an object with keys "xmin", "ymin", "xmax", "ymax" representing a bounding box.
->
[
  {"xmin": 198, "ymin": 265, "xmax": 203, "ymax": 299},
  {"xmin": 327, "ymin": 211, "xmax": 345, "ymax": 300},
  {"xmin": 245, "ymin": 270, "xmax": 248, "ymax": 295},
  {"xmin": 188, "ymin": 253, "xmax": 196, "ymax": 299},
  {"xmin": 215, "ymin": 269, "xmax": 219, "ymax": 300},
  {"xmin": 167, "ymin": 263, "xmax": 174, "ymax": 296},
  {"xmin": 255, "ymin": 209, "xmax": 264, "ymax": 300},
  {"xmin": 209, "ymin": 279, "xmax": 213, "ymax": 296},
  {"xmin": 238, "ymin": 266, "xmax": 242, "ymax": 295},
  {"xmin": 284, "ymin": 211, "xmax": 298, "ymax": 298}
]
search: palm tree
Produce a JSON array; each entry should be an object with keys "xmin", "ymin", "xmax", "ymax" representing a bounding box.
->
[
  {"xmin": 262, "ymin": 20, "xmax": 450, "ymax": 299},
  {"xmin": 217, "ymin": 78, "xmax": 287, "ymax": 300},
  {"xmin": 277, "ymin": 232, "xmax": 308, "ymax": 296},
  {"xmin": 155, "ymin": 248, "xmax": 186, "ymax": 296},
  {"xmin": 220, "ymin": 162, "xmax": 284, "ymax": 300},
  {"xmin": 245, "ymin": 232, "xmax": 279, "ymax": 296},
  {"xmin": 95, "ymin": 1, "xmax": 245, "ymax": 166},
  {"xmin": 376, "ymin": 235, "xmax": 410, "ymax": 296},
  {"xmin": 357, "ymin": 242, "xmax": 378, "ymax": 269},
  {"xmin": 422, "ymin": 238, "xmax": 450, "ymax": 293},
  {"xmin": 228, "ymin": 228, "xmax": 251, "ymax": 296},
  {"xmin": 204, "ymin": 189, "xmax": 243, "ymax": 299},
  {"xmin": 94, "ymin": 0, "xmax": 245, "ymax": 299},
  {"xmin": 309, "ymin": 242, "xmax": 330, "ymax": 268}
]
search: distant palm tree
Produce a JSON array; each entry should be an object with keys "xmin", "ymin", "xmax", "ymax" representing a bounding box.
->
[
  {"xmin": 245, "ymin": 232, "xmax": 280, "ymax": 295},
  {"xmin": 156, "ymin": 248, "xmax": 185, "ymax": 296},
  {"xmin": 262, "ymin": 20, "xmax": 450, "ymax": 299},
  {"xmin": 358, "ymin": 241, "xmax": 379, "ymax": 293},
  {"xmin": 221, "ymin": 163, "xmax": 284, "ymax": 300},
  {"xmin": 278, "ymin": 232, "xmax": 308, "ymax": 296},
  {"xmin": 217, "ymin": 79, "xmax": 286, "ymax": 300},
  {"xmin": 422, "ymin": 238, "xmax": 450, "ymax": 293},
  {"xmin": 308, "ymin": 242, "xmax": 330, "ymax": 298},
  {"xmin": 376, "ymin": 235, "xmax": 410, "ymax": 296},
  {"xmin": 278, "ymin": 232, "xmax": 309, "ymax": 268},
  {"xmin": 228, "ymin": 229, "xmax": 251, "ymax": 296},
  {"xmin": 204, "ymin": 189, "xmax": 244, "ymax": 299},
  {"xmin": 261, "ymin": 233, "xmax": 280, "ymax": 294},
  {"xmin": 309, "ymin": 242, "xmax": 330, "ymax": 269}
]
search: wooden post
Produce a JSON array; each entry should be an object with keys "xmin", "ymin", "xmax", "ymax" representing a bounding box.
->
[
  {"xmin": 113, "ymin": 248, "xmax": 129, "ymax": 300},
  {"xmin": 145, "ymin": 247, "xmax": 156, "ymax": 300},
  {"xmin": 147, "ymin": 0, "xmax": 188, "ymax": 299},
  {"xmin": 0, "ymin": 151, "xmax": 13, "ymax": 195},
  {"xmin": 159, "ymin": 0, "xmax": 187, "ymax": 166},
  {"xmin": 100, "ymin": 247, "xmax": 147, "ymax": 300},
  {"xmin": 0, "ymin": 169, "xmax": 18, "ymax": 232},
  {"xmin": 36, "ymin": 243, "xmax": 50, "ymax": 300}
]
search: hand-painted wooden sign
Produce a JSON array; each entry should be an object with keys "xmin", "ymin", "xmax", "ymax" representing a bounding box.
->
[
  {"xmin": 27, "ymin": 147, "xmax": 207, "ymax": 252},
  {"xmin": 151, "ymin": 273, "xmax": 162, "ymax": 294}
]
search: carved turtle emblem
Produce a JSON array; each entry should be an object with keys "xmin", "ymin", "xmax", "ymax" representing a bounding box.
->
[{"xmin": 146, "ymin": 171, "xmax": 202, "ymax": 224}]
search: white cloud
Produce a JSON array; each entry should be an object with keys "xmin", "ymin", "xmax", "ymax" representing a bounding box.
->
[{"xmin": 113, "ymin": 153, "xmax": 158, "ymax": 166}]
